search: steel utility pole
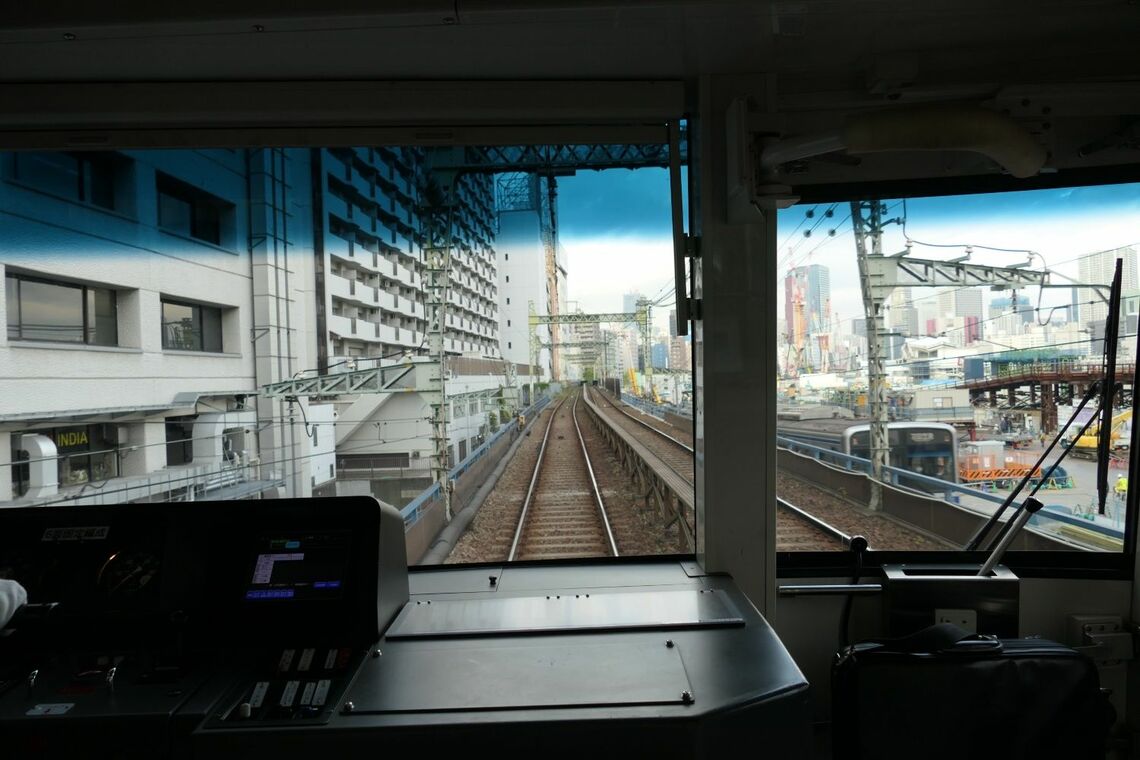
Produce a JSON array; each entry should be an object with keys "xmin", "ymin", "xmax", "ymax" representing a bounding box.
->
[
  {"xmin": 852, "ymin": 201, "xmax": 890, "ymax": 510},
  {"xmin": 851, "ymin": 200, "xmax": 1050, "ymax": 510},
  {"xmin": 637, "ymin": 297, "xmax": 653, "ymax": 398}
]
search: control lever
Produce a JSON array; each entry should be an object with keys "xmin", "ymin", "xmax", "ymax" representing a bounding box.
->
[{"xmin": 977, "ymin": 498, "xmax": 1044, "ymax": 577}]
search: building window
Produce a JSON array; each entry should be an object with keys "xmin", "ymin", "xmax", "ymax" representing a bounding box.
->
[
  {"xmin": 11, "ymin": 151, "xmax": 125, "ymax": 210},
  {"xmin": 13, "ymin": 425, "xmax": 122, "ymax": 487},
  {"xmin": 507, "ymin": 319, "xmax": 511, "ymax": 327},
  {"xmin": 161, "ymin": 298, "xmax": 223, "ymax": 352},
  {"xmin": 5, "ymin": 274, "xmax": 117, "ymax": 345},
  {"xmin": 505, "ymin": 275, "xmax": 510, "ymax": 283},
  {"xmin": 165, "ymin": 417, "xmax": 195, "ymax": 466},
  {"xmin": 506, "ymin": 297, "xmax": 510, "ymax": 305},
  {"xmin": 156, "ymin": 173, "xmax": 231, "ymax": 246}
]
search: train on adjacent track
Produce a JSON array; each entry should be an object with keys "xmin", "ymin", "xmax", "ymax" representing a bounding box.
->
[{"xmin": 776, "ymin": 417, "xmax": 960, "ymax": 489}]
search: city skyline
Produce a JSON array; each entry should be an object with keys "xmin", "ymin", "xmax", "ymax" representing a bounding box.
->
[{"xmin": 776, "ymin": 183, "xmax": 1140, "ymax": 338}]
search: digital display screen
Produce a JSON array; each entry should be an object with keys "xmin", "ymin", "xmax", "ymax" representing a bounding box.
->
[{"xmin": 244, "ymin": 531, "xmax": 350, "ymax": 602}]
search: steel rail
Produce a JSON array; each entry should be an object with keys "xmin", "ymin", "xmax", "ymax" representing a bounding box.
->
[
  {"xmin": 776, "ymin": 496, "xmax": 856, "ymax": 549},
  {"xmin": 589, "ymin": 386, "xmax": 693, "ymax": 454},
  {"xmin": 507, "ymin": 395, "xmax": 566, "ymax": 562},
  {"xmin": 572, "ymin": 392, "xmax": 620, "ymax": 558}
]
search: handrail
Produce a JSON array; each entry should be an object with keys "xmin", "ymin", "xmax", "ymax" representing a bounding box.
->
[
  {"xmin": 401, "ymin": 392, "xmax": 552, "ymax": 526},
  {"xmin": 776, "ymin": 436, "xmax": 1123, "ymax": 541}
]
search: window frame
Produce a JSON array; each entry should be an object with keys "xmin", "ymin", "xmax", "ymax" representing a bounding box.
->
[
  {"xmin": 9, "ymin": 150, "xmax": 127, "ymax": 212},
  {"xmin": 5, "ymin": 272, "xmax": 119, "ymax": 346},
  {"xmin": 160, "ymin": 297, "xmax": 224, "ymax": 353},
  {"xmin": 775, "ymin": 169, "xmax": 1140, "ymax": 580},
  {"xmin": 155, "ymin": 171, "xmax": 233, "ymax": 248}
]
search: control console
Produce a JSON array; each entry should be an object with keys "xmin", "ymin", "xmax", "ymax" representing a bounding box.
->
[{"xmin": 0, "ymin": 496, "xmax": 408, "ymax": 758}]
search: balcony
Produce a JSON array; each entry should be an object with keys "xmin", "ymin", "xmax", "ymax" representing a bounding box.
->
[
  {"xmin": 395, "ymin": 295, "xmax": 422, "ymax": 319},
  {"xmin": 325, "ymin": 233, "xmax": 354, "ymax": 262},
  {"xmin": 325, "ymin": 193, "xmax": 351, "ymax": 222},
  {"xmin": 350, "ymin": 171, "xmax": 373, "ymax": 200},
  {"xmin": 329, "ymin": 314, "xmax": 354, "ymax": 338}
]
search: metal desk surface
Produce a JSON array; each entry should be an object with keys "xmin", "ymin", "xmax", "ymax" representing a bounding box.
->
[{"xmin": 194, "ymin": 560, "xmax": 810, "ymax": 758}]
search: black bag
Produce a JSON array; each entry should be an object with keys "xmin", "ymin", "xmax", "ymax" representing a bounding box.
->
[{"xmin": 832, "ymin": 623, "xmax": 1113, "ymax": 760}]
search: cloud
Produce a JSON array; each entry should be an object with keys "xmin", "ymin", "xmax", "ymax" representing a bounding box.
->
[{"xmin": 561, "ymin": 234, "xmax": 676, "ymax": 332}]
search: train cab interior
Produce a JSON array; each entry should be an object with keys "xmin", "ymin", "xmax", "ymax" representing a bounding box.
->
[{"xmin": 1, "ymin": 2, "xmax": 1140, "ymax": 758}]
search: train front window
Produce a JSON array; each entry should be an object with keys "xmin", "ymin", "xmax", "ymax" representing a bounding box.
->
[
  {"xmin": 775, "ymin": 181, "xmax": 1139, "ymax": 561},
  {"xmin": 0, "ymin": 137, "xmax": 694, "ymax": 568}
]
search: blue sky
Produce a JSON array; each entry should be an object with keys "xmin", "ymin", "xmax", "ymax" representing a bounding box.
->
[
  {"xmin": 777, "ymin": 183, "xmax": 1140, "ymax": 328},
  {"xmin": 556, "ymin": 168, "xmax": 678, "ymax": 333},
  {"xmin": 552, "ymin": 172, "xmax": 1140, "ymax": 336}
]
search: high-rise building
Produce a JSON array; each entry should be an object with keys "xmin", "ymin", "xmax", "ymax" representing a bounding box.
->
[
  {"xmin": 316, "ymin": 147, "xmax": 499, "ymax": 365},
  {"xmin": 669, "ymin": 335, "xmax": 691, "ymax": 372},
  {"xmin": 3, "ymin": 146, "xmax": 524, "ymax": 507},
  {"xmin": 498, "ymin": 173, "xmax": 566, "ymax": 378},
  {"xmin": 1077, "ymin": 246, "xmax": 1139, "ymax": 330},
  {"xmin": 783, "ymin": 264, "xmax": 830, "ymax": 370},
  {"xmin": 313, "ymin": 148, "xmax": 521, "ymax": 485},
  {"xmin": 989, "ymin": 293, "xmax": 1034, "ymax": 324},
  {"xmin": 888, "ymin": 287, "xmax": 918, "ymax": 337}
]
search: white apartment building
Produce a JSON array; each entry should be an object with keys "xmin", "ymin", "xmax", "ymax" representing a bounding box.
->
[
  {"xmin": 317, "ymin": 147, "xmax": 500, "ymax": 365},
  {"xmin": 1, "ymin": 148, "xmax": 319, "ymax": 506},
  {"xmin": 495, "ymin": 173, "xmax": 564, "ymax": 379}
]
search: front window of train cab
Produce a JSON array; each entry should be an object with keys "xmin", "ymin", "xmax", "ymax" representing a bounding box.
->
[
  {"xmin": 0, "ymin": 139, "xmax": 694, "ymax": 567},
  {"xmin": 775, "ymin": 183, "xmax": 1140, "ymax": 573}
]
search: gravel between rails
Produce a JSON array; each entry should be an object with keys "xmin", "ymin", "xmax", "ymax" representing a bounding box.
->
[
  {"xmin": 444, "ymin": 404, "xmax": 950, "ymax": 561},
  {"xmin": 776, "ymin": 472, "xmax": 956, "ymax": 551},
  {"xmin": 446, "ymin": 397, "xmax": 686, "ymax": 564}
]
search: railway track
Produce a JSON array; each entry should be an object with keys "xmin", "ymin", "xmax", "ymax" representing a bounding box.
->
[
  {"xmin": 776, "ymin": 498, "xmax": 851, "ymax": 551},
  {"xmin": 508, "ymin": 391, "xmax": 619, "ymax": 562},
  {"xmin": 597, "ymin": 390, "xmax": 694, "ymax": 448},
  {"xmin": 588, "ymin": 388, "xmax": 852, "ymax": 552},
  {"xmin": 585, "ymin": 386, "xmax": 694, "ymax": 487}
]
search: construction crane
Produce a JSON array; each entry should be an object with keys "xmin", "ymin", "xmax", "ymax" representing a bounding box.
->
[
  {"xmin": 626, "ymin": 367, "xmax": 641, "ymax": 397},
  {"xmin": 1069, "ymin": 409, "xmax": 1132, "ymax": 460}
]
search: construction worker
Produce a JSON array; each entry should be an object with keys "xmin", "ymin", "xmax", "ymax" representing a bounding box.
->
[{"xmin": 1115, "ymin": 474, "xmax": 1128, "ymax": 502}]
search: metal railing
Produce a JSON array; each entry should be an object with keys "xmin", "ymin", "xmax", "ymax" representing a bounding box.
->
[
  {"xmin": 6, "ymin": 459, "xmax": 282, "ymax": 509},
  {"xmin": 776, "ymin": 436, "xmax": 1123, "ymax": 543},
  {"xmin": 401, "ymin": 393, "xmax": 553, "ymax": 528},
  {"xmin": 618, "ymin": 392, "xmax": 692, "ymax": 421}
]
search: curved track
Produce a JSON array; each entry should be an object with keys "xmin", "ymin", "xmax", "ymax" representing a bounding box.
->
[
  {"xmin": 776, "ymin": 498, "xmax": 851, "ymax": 551},
  {"xmin": 508, "ymin": 392, "xmax": 619, "ymax": 562},
  {"xmin": 589, "ymin": 388, "xmax": 851, "ymax": 552},
  {"xmin": 585, "ymin": 386, "xmax": 694, "ymax": 487}
]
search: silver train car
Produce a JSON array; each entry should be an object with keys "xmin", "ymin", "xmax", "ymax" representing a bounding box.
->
[{"xmin": 777, "ymin": 417, "xmax": 959, "ymax": 487}]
